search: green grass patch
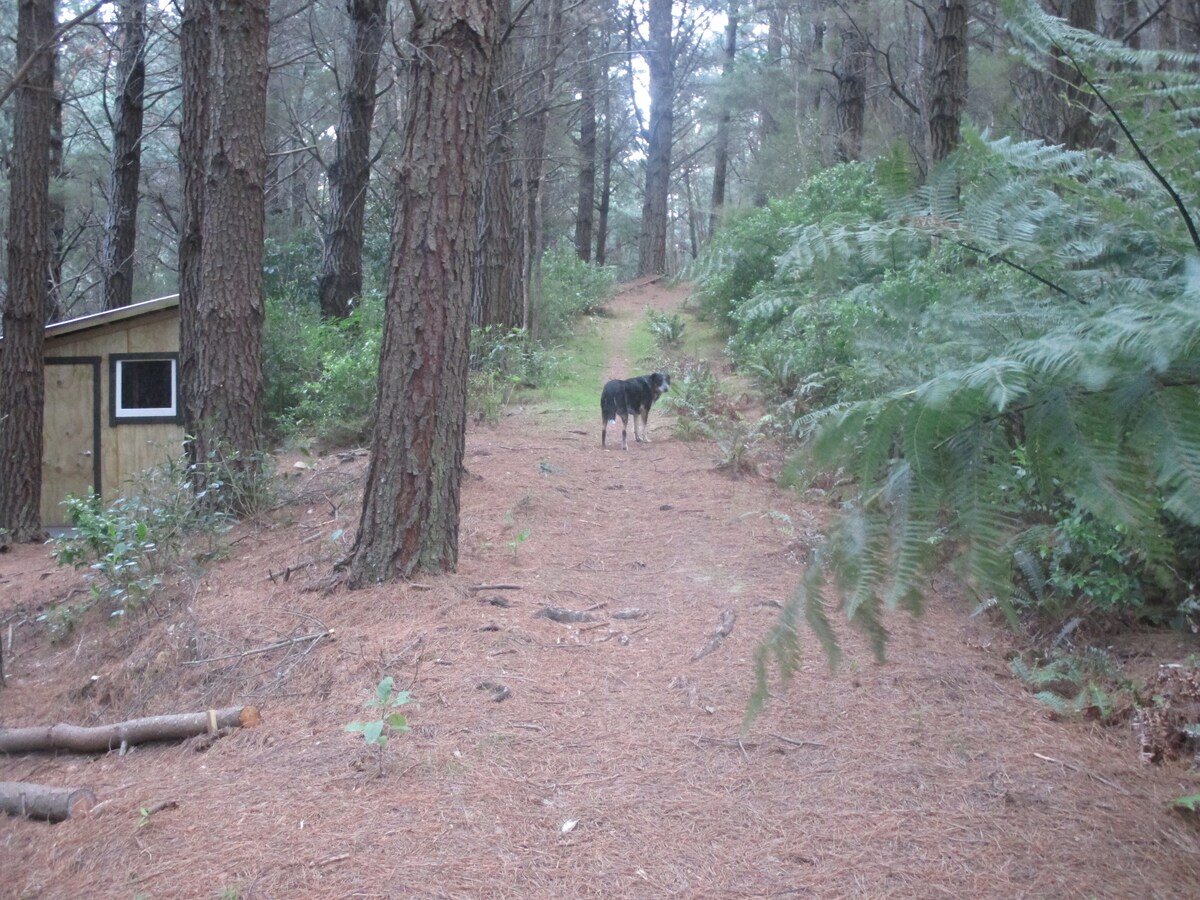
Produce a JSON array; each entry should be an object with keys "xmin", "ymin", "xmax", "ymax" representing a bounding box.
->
[{"xmin": 519, "ymin": 325, "xmax": 607, "ymax": 421}]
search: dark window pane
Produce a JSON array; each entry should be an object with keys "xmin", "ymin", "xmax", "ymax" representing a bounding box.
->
[{"xmin": 121, "ymin": 360, "xmax": 173, "ymax": 410}]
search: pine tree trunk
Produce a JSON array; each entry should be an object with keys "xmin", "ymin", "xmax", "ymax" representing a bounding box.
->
[
  {"xmin": 347, "ymin": 0, "xmax": 498, "ymax": 585},
  {"xmin": 317, "ymin": 0, "xmax": 389, "ymax": 320},
  {"xmin": 0, "ymin": 0, "xmax": 56, "ymax": 543},
  {"xmin": 710, "ymin": 3, "xmax": 738, "ymax": 235},
  {"xmin": 835, "ymin": 27, "xmax": 867, "ymax": 163},
  {"xmin": 574, "ymin": 28, "xmax": 596, "ymax": 262},
  {"xmin": 101, "ymin": 0, "xmax": 147, "ymax": 312},
  {"xmin": 754, "ymin": 1, "xmax": 782, "ymax": 206},
  {"xmin": 595, "ymin": 27, "xmax": 614, "ymax": 267},
  {"xmin": 472, "ymin": 7, "xmax": 522, "ymax": 330},
  {"xmin": 182, "ymin": 0, "xmax": 268, "ymax": 491},
  {"xmin": 637, "ymin": 0, "xmax": 674, "ymax": 276},
  {"xmin": 927, "ymin": 0, "xmax": 968, "ymax": 164}
]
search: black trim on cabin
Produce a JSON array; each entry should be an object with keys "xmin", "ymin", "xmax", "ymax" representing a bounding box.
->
[
  {"xmin": 108, "ymin": 352, "xmax": 182, "ymax": 427},
  {"xmin": 45, "ymin": 356, "xmax": 103, "ymax": 500}
]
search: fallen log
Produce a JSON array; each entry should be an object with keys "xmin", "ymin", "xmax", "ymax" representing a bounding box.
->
[
  {"xmin": 0, "ymin": 706, "xmax": 262, "ymax": 755},
  {"xmin": 0, "ymin": 782, "xmax": 96, "ymax": 822}
]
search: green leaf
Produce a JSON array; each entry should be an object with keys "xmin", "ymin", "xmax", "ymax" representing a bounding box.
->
[
  {"xmin": 374, "ymin": 676, "xmax": 395, "ymax": 705},
  {"xmin": 390, "ymin": 690, "xmax": 411, "ymax": 708},
  {"xmin": 385, "ymin": 712, "xmax": 409, "ymax": 732},
  {"xmin": 1171, "ymin": 794, "xmax": 1200, "ymax": 813},
  {"xmin": 363, "ymin": 719, "xmax": 385, "ymax": 745},
  {"xmin": 344, "ymin": 721, "xmax": 367, "ymax": 733}
]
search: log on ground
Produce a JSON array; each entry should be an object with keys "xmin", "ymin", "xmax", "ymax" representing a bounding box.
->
[
  {"xmin": 0, "ymin": 782, "xmax": 96, "ymax": 822},
  {"xmin": 0, "ymin": 706, "xmax": 262, "ymax": 754}
]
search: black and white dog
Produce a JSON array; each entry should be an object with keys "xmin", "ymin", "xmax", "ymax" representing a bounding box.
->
[{"xmin": 601, "ymin": 372, "xmax": 670, "ymax": 450}]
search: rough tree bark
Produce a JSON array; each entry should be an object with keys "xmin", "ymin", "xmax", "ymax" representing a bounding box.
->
[
  {"xmin": 1050, "ymin": 0, "xmax": 1098, "ymax": 150},
  {"xmin": 927, "ymin": 0, "xmax": 968, "ymax": 164},
  {"xmin": 637, "ymin": 0, "xmax": 675, "ymax": 276},
  {"xmin": 317, "ymin": 0, "xmax": 390, "ymax": 320},
  {"xmin": 472, "ymin": 2, "xmax": 522, "ymax": 330},
  {"xmin": 834, "ymin": 26, "xmax": 867, "ymax": 163},
  {"xmin": 346, "ymin": 0, "xmax": 498, "ymax": 584},
  {"xmin": 0, "ymin": 0, "xmax": 56, "ymax": 543},
  {"xmin": 101, "ymin": 0, "xmax": 147, "ymax": 311},
  {"xmin": 180, "ymin": 0, "xmax": 268, "ymax": 494},
  {"xmin": 754, "ymin": 0, "xmax": 782, "ymax": 206},
  {"xmin": 0, "ymin": 783, "xmax": 96, "ymax": 822}
]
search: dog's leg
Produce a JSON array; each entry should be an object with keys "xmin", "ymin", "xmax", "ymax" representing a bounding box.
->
[
  {"xmin": 602, "ymin": 415, "xmax": 608, "ymax": 448},
  {"xmin": 620, "ymin": 413, "xmax": 629, "ymax": 450},
  {"xmin": 640, "ymin": 410, "xmax": 651, "ymax": 443}
]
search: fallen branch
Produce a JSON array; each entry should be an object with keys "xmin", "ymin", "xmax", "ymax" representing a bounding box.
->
[
  {"xmin": 0, "ymin": 706, "xmax": 262, "ymax": 755},
  {"xmin": 692, "ymin": 608, "xmax": 736, "ymax": 661},
  {"xmin": 1033, "ymin": 752, "xmax": 1130, "ymax": 794},
  {"xmin": 469, "ymin": 583, "xmax": 523, "ymax": 593},
  {"xmin": 181, "ymin": 629, "xmax": 333, "ymax": 666},
  {"xmin": 0, "ymin": 782, "xmax": 96, "ymax": 822}
]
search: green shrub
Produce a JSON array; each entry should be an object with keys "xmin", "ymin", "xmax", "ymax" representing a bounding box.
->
[
  {"xmin": 645, "ymin": 307, "xmax": 686, "ymax": 353},
  {"xmin": 537, "ymin": 243, "xmax": 616, "ymax": 340},
  {"xmin": 47, "ymin": 456, "xmax": 239, "ymax": 635}
]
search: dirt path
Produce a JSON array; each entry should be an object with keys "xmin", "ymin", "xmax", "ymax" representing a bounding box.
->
[{"xmin": 2, "ymin": 281, "xmax": 1199, "ymax": 898}]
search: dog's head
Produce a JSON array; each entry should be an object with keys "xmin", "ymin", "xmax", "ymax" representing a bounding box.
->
[{"xmin": 650, "ymin": 372, "xmax": 670, "ymax": 396}]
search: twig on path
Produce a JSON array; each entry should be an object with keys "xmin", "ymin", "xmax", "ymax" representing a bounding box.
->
[
  {"xmin": 181, "ymin": 629, "xmax": 334, "ymax": 666},
  {"xmin": 1033, "ymin": 752, "xmax": 1130, "ymax": 794},
  {"xmin": 468, "ymin": 583, "xmax": 523, "ymax": 593},
  {"xmin": 692, "ymin": 608, "xmax": 736, "ymax": 660}
]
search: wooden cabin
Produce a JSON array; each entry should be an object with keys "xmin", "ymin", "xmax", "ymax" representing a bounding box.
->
[{"xmin": 38, "ymin": 295, "xmax": 184, "ymax": 526}]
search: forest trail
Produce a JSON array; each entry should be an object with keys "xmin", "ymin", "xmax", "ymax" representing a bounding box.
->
[{"xmin": 2, "ymin": 280, "xmax": 1199, "ymax": 898}]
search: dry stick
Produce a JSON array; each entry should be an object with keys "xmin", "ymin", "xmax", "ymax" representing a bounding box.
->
[
  {"xmin": 1033, "ymin": 752, "xmax": 1130, "ymax": 794},
  {"xmin": 468, "ymin": 583, "xmax": 523, "ymax": 593},
  {"xmin": 181, "ymin": 629, "xmax": 334, "ymax": 666}
]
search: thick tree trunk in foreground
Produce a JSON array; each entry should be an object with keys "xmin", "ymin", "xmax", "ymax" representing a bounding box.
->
[
  {"xmin": 0, "ymin": 0, "xmax": 56, "ymax": 543},
  {"xmin": 0, "ymin": 706, "xmax": 262, "ymax": 754},
  {"xmin": 346, "ymin": 0, "xmax": 498, "ymax": 585},
  {"xmin": 0, "ymin": 783, "xmax": 96, "ymax": 822},
  {"xmin": 181, "ymin": 0, "xmax": 268, "ymax": 494},
  {"xmin": 317, "ymin": 0, "xmax": 389, "ymax": 320},
  {"xmin": 835, "ymin": 26, "xmax": 867, "ymax": 163}
]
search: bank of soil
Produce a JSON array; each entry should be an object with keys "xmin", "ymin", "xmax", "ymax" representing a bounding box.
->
[{"xmin": 2, "ymin": 280, "xmax": 1199, "ymax": 898}]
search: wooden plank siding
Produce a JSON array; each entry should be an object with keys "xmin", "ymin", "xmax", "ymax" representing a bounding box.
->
[{"xmin": 38, "ymin": 298, "xmax": 184, "ymax": 526}]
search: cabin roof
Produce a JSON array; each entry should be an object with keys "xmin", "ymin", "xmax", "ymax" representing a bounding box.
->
[{"xmin": 44, "ymin": 294, "xmax": 180, "ymax": 340}]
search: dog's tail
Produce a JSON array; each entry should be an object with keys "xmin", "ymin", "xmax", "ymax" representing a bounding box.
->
[{"xmin": 600, "ymin": 387, "xmax": 619, "ymax": 424}]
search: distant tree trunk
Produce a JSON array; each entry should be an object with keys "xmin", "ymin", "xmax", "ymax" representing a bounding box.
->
[
  {"xmin": 0, "ymin": 0, "xmax": 56, "ymax": 542},
  {"xmin": 834, "ymin": 26, "xmax": 867, "ymax": 162},
  {"xmin": 317, "ymin": 0, "xmax": 389, "ymax": 320},
  {"xmin": 927, "ymin": 0, "xmax": 968, "ymax": 163},
  {"xmin": 101, "ymin": 0, "xmax": 147, "ymax": 311},
  {"xmin": 1051, "ymin": 0, "xmax": 1097, "ymax": 150},
  {"xmin": 346, "ymin": 0, "xmax": 498, "ymax": 585},
  {"xmin": 754, "ymin": 1, "xmax": 782, "ymax": 206},
  {"xmin": 637, "ymin": 0, "xmax": 674, "ymax": 276},
  {"xmin": 574, "ymin": 29, "xmax": 597, "ymax": 263},
  {"xmin": 710, "ymin": 2, "xmax": 737, "ymax": 235},
  {"xmin": 473, "ymin": 8, "xmax": 522, "ymax": 329},
  {"xmin": 519, "ymin": 0, "xmax": 563, "ymax": 335},
  {"xmin": 595, "ymin": 23, "xmax": 614, "ymax": 266},
  {"xmin": 181, "ymin": 0, "xmax": 268, "ymax": 494}
]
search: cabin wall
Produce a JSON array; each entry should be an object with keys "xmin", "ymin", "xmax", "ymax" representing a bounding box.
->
[{"xmin": 41, "ymin": 308, "xmax": 184, "ymax": 525}]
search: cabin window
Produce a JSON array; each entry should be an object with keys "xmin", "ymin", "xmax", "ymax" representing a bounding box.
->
[{"xmin": 110, "ymin": 354, "xmax": 180, "ymax": 424}]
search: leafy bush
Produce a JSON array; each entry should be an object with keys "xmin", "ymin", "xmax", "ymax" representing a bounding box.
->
[
  {"xmin": 537, "ymin": 242, "xmax": 616, "ymax": 340},
  {"xmin": 266, "ymin": 294, "xmax": 384, "ymax": 447},
  {"xmin": 689, "ymin": 162, "xmax": 885, "ymax": 327},
  {"xmin": 645, "ymin": 307, "xmax": 686, "ymax": 353},
  {"xmin": 48, "ymin": 456, "xmax": 238, "ymax": 634}
]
